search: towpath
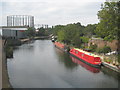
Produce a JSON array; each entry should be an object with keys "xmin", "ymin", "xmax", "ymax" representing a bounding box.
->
[
  {"xmin": 0, "ymin": 36, "xmax": 11, "ymax": 89},
  {"xmin": 0, "ymin": 36, "xmax": 2, "ymax": 89}
]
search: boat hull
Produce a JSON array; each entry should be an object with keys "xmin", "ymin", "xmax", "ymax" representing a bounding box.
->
[{"xmin": 69, "ymin": 53, "xmax": 101, "ymax": 68}]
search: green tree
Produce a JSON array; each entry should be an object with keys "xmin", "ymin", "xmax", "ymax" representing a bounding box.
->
[
  {"xmin": 37, "ymin": 27, "xmax": 46, "ymax": 36},
  {"xmin": 52, "ymin": 25, "xmax": 65, "ymax": 35},
  {"xmin": 57, "ymin": 30, "xmax": 65, "ymax": 42},
  {"xmin": 80, "ymin": 36, "xmax": 89, "ymax": 43},
  {"xmin": 83, "ymin": 24, "xmax": 96, "ymax": 37},
  {"xmin": 25, "ymin": 27, "xmax": 35, "ymax": 38},
  {"xmin": 95, "ymin": 2, "xmax": 119, "ymax": 41}
]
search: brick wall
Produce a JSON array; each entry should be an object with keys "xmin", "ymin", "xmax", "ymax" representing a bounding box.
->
[{"xmin": 88, "ymin": 39, "xmax": 118, "ymax": 51}]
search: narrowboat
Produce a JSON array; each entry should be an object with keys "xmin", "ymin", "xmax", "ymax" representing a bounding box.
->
[
  {"xmin": 51, "ymin": 36, "xmax": 55, "ymax": 42},
  {"xmin": 51, "ymin": 38, "xmax": 55, "ymax": 42},
  {"xmin": 69, "ymin": 48, "xmax": 102, "ymax": 67},
  {"xmin": 70, "ymin": 56, "xmax": 100, "ymax": 73},
  {"xmin": 54, "ymin": 41, "xmax": 65, "ymax": 51},
  {"xmin": 54, "ymin": 42, "xmax": 70, "ymax": 52}
]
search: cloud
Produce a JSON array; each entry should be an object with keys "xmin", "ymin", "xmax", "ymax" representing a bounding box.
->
[{"xmin": 1, "ymin": 0, "xmax": 106, "ymax": 26}]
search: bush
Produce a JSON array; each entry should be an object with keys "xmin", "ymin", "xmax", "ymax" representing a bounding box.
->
[
  {"xmin": 96, "ymin": 46, "xmax": 111, "ymax": 54},
  {"xmin": 80, "ymin": 37, "xmax": 89, "ymax": 43},
  {"xmin": 5, "ymin": 46, "xmax": 13, "ymax": 58},
  {"xmin": 89, "ymin": 44, "xmax": 97, "ymax": 52},
  {"xmin": 96, "ymin": 48, "xmax": 103, "ymax": 53},
  {"xmin": 102, "ymin": 46, "xmax": 111, "ymax": 54}
]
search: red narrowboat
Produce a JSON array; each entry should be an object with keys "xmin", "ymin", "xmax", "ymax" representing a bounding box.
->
[
  {"xmin": 54, "ymin": 42, "xmax": 65, "ymax": 51},
  {"xmin": 69, "ymin": 48, "xmax": 102, "ymax": 67},
  {"xmin": 70, "ymin": 56, "xmax": 100, "ymax": 73},
  {"xmin": 54, "ymin": 41, "xmax": 70, "ymax": 52}
]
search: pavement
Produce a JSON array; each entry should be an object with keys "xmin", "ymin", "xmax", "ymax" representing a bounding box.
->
[
  {"xmin": 102, "ymin": 61, "xmax": 120, "ymax": 73},
  {"xmin": 0, "ymin": 36, "xmax": 11, "ymax": 89}
]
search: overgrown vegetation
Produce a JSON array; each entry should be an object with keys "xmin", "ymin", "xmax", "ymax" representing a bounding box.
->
[
  {"xmin": 96, "ymin": 46, "xmax": 111, "ymax": 54},
  {"xmin": 4, "ymin": 38, "xmax": 21, "ymax": 58},
  {"xmin": 25, "ymin": 27, "xmax": 36, "ymax": 38}
]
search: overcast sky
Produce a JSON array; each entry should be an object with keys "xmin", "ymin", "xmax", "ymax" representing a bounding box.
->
[{"xmin": 0, "ymin": 0, "xmax": 106, "ymax": 27}]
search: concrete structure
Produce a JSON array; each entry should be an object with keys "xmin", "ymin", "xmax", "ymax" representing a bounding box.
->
[
  {"xmin": 1, "ymin": 26, "xmax": 28, "ymax": 39},
  {"xmin": 7, "ymin": 15, "xmax": 34, "ymax": 27},
  {"xmin": 0, "ymin": 35, "xmax": 2, "ymax": 90}
]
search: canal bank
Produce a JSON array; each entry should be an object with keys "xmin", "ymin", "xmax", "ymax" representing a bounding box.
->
[
  {"xmin": 53, "ymin": 41, "xmax": 120, "ymax": 73},
  {"xmin": 0, "ymin": 37, "xmax": 2, "ymax": 89},
  {"xmin": 1, "ymin": 39, "xmax": 12, "ymax": 89},
  {"xmin": 102, "ymin": 61, "xmax": 120, "ymax": 73}
]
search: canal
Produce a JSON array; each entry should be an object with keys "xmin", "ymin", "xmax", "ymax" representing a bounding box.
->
[{"xmin": 7, "ymin": 40, "xmax": 119, "ymax": 88}]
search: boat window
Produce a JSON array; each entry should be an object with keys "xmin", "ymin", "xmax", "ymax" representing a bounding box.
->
[
  {"xmin": 76, "ymin": 51, "xmax": 78, "ymax": 54},
  {"xmin": 82, "ymin": 54, "xmax": 84, "ymax": 57}
]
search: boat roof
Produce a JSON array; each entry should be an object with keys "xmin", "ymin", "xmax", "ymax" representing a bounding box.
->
[{"xmin": 74, "ymin": 48, "xmax": 100, "ymax": 57}]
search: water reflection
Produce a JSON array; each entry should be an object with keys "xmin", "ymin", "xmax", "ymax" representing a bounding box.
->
[
  {"xmin": 101, "ymin": 66, "xmax": 120, "ymax": 80},
  {"xmin": 55, "ymin": 48, "xmax": 78, "ymax": 70},
  {"xmin": 70, "ymin": 56, "xmax": 100, "ymax": 73}
]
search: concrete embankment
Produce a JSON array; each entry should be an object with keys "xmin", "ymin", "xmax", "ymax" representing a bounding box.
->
[
  {"xmin": 102, "ymin": 62, "xmax": 120, "ymax": 73},
  {"xmin": 0, "ymin": 37, "xmax": 2, "ymax": 90},
  {"xmin": 98, "ymin": 54, "xmax": 120, "ymax": 73},
  {"xmin": 0, "ymin": 38, "xmax": 12, "ymax": 89}
]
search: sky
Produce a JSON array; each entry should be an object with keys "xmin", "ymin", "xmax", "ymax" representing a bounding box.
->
[{"xmin": 0, "ymin": 0, "xmax": 106, "ymax": 27}]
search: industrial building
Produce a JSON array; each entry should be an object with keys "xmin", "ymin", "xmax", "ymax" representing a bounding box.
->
[
  {"xmin": 7, "ymin": 15, "xmax": 34, "ymax": 27},
  {"xmin": 1, "ymin": 15, "xmax": 34, "ymax": 39},
  {"xmin": 1, "ymin": 26, "xmax": 28, "ymax": 39}
]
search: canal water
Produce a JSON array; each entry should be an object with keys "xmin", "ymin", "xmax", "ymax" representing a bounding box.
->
[{"xmin": 7, "ymin": 40, "xmax": 119, "ymax": 88}]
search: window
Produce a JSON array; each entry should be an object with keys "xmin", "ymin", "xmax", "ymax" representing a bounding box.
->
[
  {"xmin": 16, "ymin": 31, "xmax": 18, "ymax": 36},
  {"xmin": 75, "ymin": 51, "xmax": 78, "ymax": 54}
]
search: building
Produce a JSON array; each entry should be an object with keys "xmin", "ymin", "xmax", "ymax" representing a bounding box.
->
[
  {"xmin": 7, "ymin": 15, "xmax": 34, "ymax": 27},
  {"xmin": 1, "ymin": 26, "xmax": 28, "ymax": 39},
  {"xmin": 1, "ymin": 15, "xmax": 34, "ymax": 39}
]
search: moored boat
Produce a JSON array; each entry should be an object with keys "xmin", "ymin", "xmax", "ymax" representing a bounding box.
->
[
  {"xmin": 54, "ymin": 41, "xmax": 65, "ymax": 51},
  {"xmin": 54, "ymin": 41, "xmax": 70, "ymax": 52},
  {"xmin": 51, "ymin": 38, "xmax": 55, "ymax": 42},
  {"xmin": 70, "ymin": 56, "xmax": 100, "ymax": 73},
  {"xmin": 69, "ymin": 48, "xmax": 102, "ymax": 67}
]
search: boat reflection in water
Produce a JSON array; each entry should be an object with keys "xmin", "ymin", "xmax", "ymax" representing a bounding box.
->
[{"xmin": 70, "ymin": 56, "xmax": 100, "ymax": 73}]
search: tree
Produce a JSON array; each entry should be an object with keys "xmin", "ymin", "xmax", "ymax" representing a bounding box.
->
[
  {"xmin": 57, "ymin": 30, "xmax": 65, "ymax": 42},
  {"xmin": 95, "ymin": 2, "xmax": 119, "ymax": 41},
  {"xmin": 37, "ymin": 27, "xmax": 45, "ymax": 36},
  {"xmin": 25, "ymin": 27, "xmax": 35, "ymax": 38},
  {"xmin": 52, "ymin": 25, "xmax": 65, "ymax": 35},
  {"xmin": 83, "ymin": 24, "xmax": 96, "ymax": 37}
]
